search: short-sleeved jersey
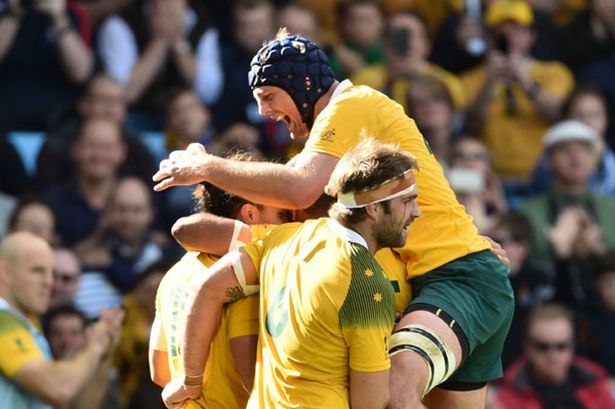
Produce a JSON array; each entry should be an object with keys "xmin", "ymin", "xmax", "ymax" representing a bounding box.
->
[
  {"xmin": 243, "ymin": 218, "xmax": 396, "ymax": 409},
  {"xmin": 0, "ymin": 299, "xmax": 52, "ymax": 409},
  {"xmin": 461, "ymin": 61, "xmax": 574, "ymax": 179},
  {"xmin": 375, "ymin": 248, "xmax": 412, "ymax": 314},
  {"xmin": 155, "ymin": 252, "xmax": 259, "ymax": 409},
  {"xmin": 305, "ymin": 82, "xmax": 490, "ymax": 278}
]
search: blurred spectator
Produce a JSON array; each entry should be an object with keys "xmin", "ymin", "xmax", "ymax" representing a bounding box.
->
[
  {"xmin": 492, "ymin": 303, "xmax": 615, "ymax": 409},
  {"xmin": 7, "ymin": 198, "xmax": 56, "ymax": 245},
  {"xmin": 0, "ymin": 132, "xmax": 29, "ymax": 197},
  {"xmin": 115, "ymin": 260, "xmax": 167, "ymax": 408},
  {"xmin": 76, "ymin": 177, "xmax": 166, "ymax": 293},
  {"xmin": 50, "ymin": 248, "xmax": 81, "ymax": 308},
  {"xmin": 164, "ymin": 88, "xmax": 214, "ymax": 154},
  {"xmin": 530, "ymin": 86, "xmax": 615, "ymax": 198},
  {"xmin": 488, "ymin": 212, "xmax": 553, "ymax": 369},
  {"xmin": 431, "ymin": 0, "xmax": 561, "ymax": 75},
  {"xmin": 0, "ymin": 0, "xmax": 93, "ymax": 130},
  {"xmin": 579, "ymin": 249, "xmax": 615, "ymax": 377},
  {"xmin": 44, "ymin": 304, "xmax": 123, "ymax": 409},
  {"xmin": 329, "ymin": 0, "xmax": 384, "ymax": 79},
  {"xmin": 0, "ymin": 231, "xmax": 123, "ymax": 409},
  {"xmin": 278, "ymin": 2, "xmax": 320, "ymax": 42},
  {"xmin": 351, "ymin": 11, "xmax": 465, "ymax": 112},
  {"xmin": 43, "ymin": 118, "xmax": 127, "ymax": 247},
  {"xmin": 462, "ymin": 0, "xmax": 575, "ymax": 181},
  {"xmin": 556, "ymin": 0, "xmax": 615, "ymax": 72},
  {"xmin": 36, "ymin": 74, "xmax": 157, "ymax": 189},
  {"xmin": 521, "ymin": 120, "xmax": 615, "ymax": 307},
  {"xmin": 576, "ymin": 47, "xmax": 615, "ymax": 148},
  {"xmin": 449, "ymin": 137, "xmax": 508, "ymax": 233},
  {"xmin": 212, "ymin": 0, "xmax": 290, "ymax": 157},
  {"xmin": 44, "ymin": 304, "xmax": 87, "ymax": 360},
  {"xmin": 80, "ymin": 0, "xmax": 136, "ymax": 29},
  {"xmin": 97, "ymin": 0, "xmax": 222, "ymax": 130},
  {"xmin": 405, "ymin": 75, "xmax": 459, "ymax": 165},
  {"xmin": 158, "ymin": 88, "xmax": 213, "ymax": 229},
  {"xmin": 381, "ymin": 0, "xmax": 460, "ymax": 39}
]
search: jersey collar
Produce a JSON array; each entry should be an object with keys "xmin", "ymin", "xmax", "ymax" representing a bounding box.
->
[
  {"xmin": 327, "ymin": 218, "xmax": 369, "ymax": 249},
  {"xmin": 331, "ymin": 79, "xmax": 353, "ymax": 102}
]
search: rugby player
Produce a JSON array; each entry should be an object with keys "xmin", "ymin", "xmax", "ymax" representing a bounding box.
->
[
  {"xmin": 153, "ymin": 32, "xmax": 514, "ymax": 408},
  {"xmin": 162, "ymin": 140, "xmax": 421, "ymax": 408}
]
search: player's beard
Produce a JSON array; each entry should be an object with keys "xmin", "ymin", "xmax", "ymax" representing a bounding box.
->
[{"xmin": 374, "ymin": 219, "xmax": 407, "ymax": 248}]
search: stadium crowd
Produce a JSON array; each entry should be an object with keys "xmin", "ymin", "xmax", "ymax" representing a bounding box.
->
[{"xmin": 1, "ymin": 0, "xmax": 615, "ymax": 408}]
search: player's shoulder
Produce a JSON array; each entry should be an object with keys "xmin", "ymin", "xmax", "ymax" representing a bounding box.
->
[{"xmin": 0, "ymin": 310, "xmax": 28, "ymax": 335}]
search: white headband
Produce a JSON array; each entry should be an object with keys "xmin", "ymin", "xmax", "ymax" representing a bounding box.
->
[{"xmin": 336, "ymin": 168, "xmax": 416, "ymax": 209}]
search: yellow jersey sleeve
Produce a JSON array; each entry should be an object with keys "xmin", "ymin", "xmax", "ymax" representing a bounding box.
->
[
  {"xmin": 250, "ymin": 224, "xmax": 277, "ymax": 241},
  {"xmin": 0, "ymin": 312, "xmax": 46, "ymax": 377},
  {"xmin": 242, "ymin": 239, "xmax": 265, "ymax": 281},
  {"xmin": 531, "ymin": 61, "xmax": 574, "ymax": 98},
  {"xmin": 305, "ymin": 89, "xmax": 368, "ymax": 159},
  {"xmin": 341, "ymin": 243, "xmax": 395, "ymax": 373},
  {"xmin": 226, "ymin": 294, "xmax": 259, "ymax": 339},
  {"xmin": 152, "ymin": 315, "xmax": 167, "ymax": 352}
]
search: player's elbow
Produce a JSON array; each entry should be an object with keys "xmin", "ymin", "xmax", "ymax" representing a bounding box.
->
[
  {"xmin": 171, "ymin": 217, "xmax": 197, "ymax": 249},
  {"xmin": 46, "ymin": 387, "xmax": 74, "ymax": 409},
  {"xmin": 151, "ymin": 371, "xmax": 169, "ymax": 388},
  {"xmin": 286, "ymin": 185, "xmax": 320, "ymax": 209}
]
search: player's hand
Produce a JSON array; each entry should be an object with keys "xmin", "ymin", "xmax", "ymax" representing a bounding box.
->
[
  {"xmin": 153, "ymin": 143, "xmax": 209, "ymax": 191},
  {"xmin": 545, "ymin": 206, "xmax": 582, "ymax": 258},
  {"xmin": 162, "ymin": 378, "xmax": 201, "ymax": 408},
  {"xmin": 483, "ymin": 235, "xmax": 510, "ymax": 267},
  {"xmin": 35, "ymin": 0, "xmax": 66, "ymax": 19}
]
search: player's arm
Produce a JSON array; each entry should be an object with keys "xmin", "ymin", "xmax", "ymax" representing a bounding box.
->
[
  {"xmin": 10, "ymin": 318, "xmax": 114, "ymax": 409},
  {"xmin": 162, "ymin": 248, "xmax": 259, "ymax": 407},
  {"xmin": 148, "ymin": 315, "xmax": 171, "ymax": 387},
  {"xmin": 350, "ymin": 369, "xmax": 390, "ymax": 409},
  {"xmin": 153, "ymin": 144, "xmax": 339, "ymax": 209},
  {"xmin": 172, "ymin": 213, "xmax": 251, "ymax": 255},
  {"xmin": 229, "ymin": 334, "xmax": 258, "ymax": 392}
]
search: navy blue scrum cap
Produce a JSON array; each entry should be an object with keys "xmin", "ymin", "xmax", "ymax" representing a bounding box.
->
[{"xmin": 248, "ymin": 35, "xmax": 335, "ymax": 129}]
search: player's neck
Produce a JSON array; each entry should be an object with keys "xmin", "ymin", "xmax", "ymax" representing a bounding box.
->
[
  {"xmin": 313, "ymin": 80, "xmax": 339, "ymax": 119},
  {"xmin": 344, "ymin": 221, "xmax": 379, "ymax": 255}
]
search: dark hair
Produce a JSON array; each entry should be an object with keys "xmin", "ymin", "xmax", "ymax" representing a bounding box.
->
[
  {"xmin": 8, "ymin": 195, "xmax": 55, "ymax": 231},
  {"xmin": 192, "ymin": 151, "xmax": 263, "ymax": 218},
  {"xmin": 562, "ymin": 85, "xmax": 609, "ymax": 119},
  {"xmin": 338, "ymin": 0, "xmax": 382, "ymax": 20},
  {"xmin": 43, "ymin": 304, "xmax": 87, "ymax": 336},
  {"xmin": 492, "ymin": 211, "xmax": 533, "ymax": 244},
  {"xmin": 326, "ymin": 137, "xmax": 418, "ymax": 224},
  {"xmin": 594, "ymin": 249, "xmax": 615, "ymax": 280}
]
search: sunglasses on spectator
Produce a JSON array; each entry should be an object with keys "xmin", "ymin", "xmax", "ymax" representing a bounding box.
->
[
  {"xmin": 54, "ymin": 271, "xmax": 78, "ymax": 284},
  {"xmin": 529, "ymin": 339, "xmax": 572, "ymax": 352}
]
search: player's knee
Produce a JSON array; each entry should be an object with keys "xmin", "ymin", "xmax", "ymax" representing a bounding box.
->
[{"xmin": 390, "ymin": 324, "xmax": 457, "ymax": 397}]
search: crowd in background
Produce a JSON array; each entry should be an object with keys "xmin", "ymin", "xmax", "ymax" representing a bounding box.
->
[{"xmin": 1, "ymin": 0, "xmax": 615, "ymax": 407}]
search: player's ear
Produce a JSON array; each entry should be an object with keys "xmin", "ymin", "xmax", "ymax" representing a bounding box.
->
[
  {"xmin": 239, "ymin": 203, "xmax": 260, "ymax": 224},
  {"xmin": 364, "ymin": 203, "xmax": 380, "ymax": 221}
]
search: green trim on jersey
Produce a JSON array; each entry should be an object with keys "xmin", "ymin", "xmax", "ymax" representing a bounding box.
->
[
  {"xmin": 339, "ymin": 243, "xmax": 395, "ymax": 330},
  {"xmin": 0, "ymin": 311, "xmax": 26, "ymax": 335}
]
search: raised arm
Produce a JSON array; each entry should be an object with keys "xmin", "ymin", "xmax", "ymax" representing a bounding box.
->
[
  {"xmin": 161, "ymin": 249, "xmax": 259, "ymax": 408},
  {"xmin": 37, "ymin": 0, "xmax": 93, "ymax": 83},
  {"xmin": 153, "ymin": 144, "xmax": 339, "ymax": 209}
]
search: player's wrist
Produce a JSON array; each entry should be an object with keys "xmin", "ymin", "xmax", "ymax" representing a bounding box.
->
[{"xmin": 181, "ymin": 372, "xmax": 204, "ymax": 387}]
